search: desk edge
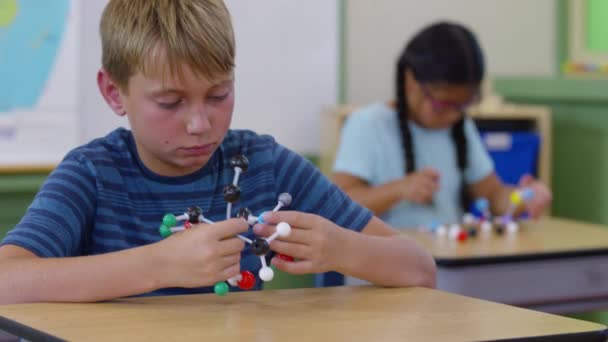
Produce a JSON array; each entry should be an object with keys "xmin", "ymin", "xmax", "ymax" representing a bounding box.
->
[
  {"xmin": 435, "ymin": 248, "xmax": 608, "ymax": 267},
  {"xmin": 0, "ymin": 316, "xmax": 65, "ymax": 342},
  {"xmin": 492, "ymin": 328, "xmax": 608, "ymax": 342}
]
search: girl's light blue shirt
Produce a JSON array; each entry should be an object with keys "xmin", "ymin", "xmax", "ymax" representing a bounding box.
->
[{"xmin": 333, "ymin": 102, "xmax": 494, "ymax": 228}]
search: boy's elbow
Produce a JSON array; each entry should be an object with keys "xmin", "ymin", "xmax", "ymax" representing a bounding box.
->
[
  {"xmin": 419, "ymin": 258, "xmax": 437, "ymax": 288},
  {"xmin": 399, "ymin": 254, "xmax": 437, "ymax": 289},
  {"xmin": 402, "ymin": 239, "xmax": 437, "ymax": 289}
]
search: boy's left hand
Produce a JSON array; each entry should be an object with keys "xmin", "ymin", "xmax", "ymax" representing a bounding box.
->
[
  {"xmin": 518, "ymin": 174, "xmax": 552, "ymax": 218},
  {"xmin": 252, "ymin": 211, "xmax": 344, "ymax": 275}
]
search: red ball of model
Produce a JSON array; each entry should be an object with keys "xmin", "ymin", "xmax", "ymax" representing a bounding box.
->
[
  {"xmin": 238, "ymin": 271, "xmax": 256, "ymax": 290},
  {"xmin": 277, "ymin": 254, "xmax": 294, "ymax": 262},
  {"xmin": 457, "ymin": 230, "xmax": 468, "ymax": 242}
]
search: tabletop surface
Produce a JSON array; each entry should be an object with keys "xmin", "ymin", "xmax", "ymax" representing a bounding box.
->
[
  {"xmin": 0, "ymin": 286, "xmax": 606, "ymax": 342},
  {"xmin": 401, "ymin": 217, "xmax": 608, "ymax": 265}
]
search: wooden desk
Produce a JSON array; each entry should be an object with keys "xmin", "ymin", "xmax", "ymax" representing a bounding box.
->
[
  {"xmin": 0, "ymin": 286, "xmax": 606, "ymax": 342},
  {"xmin": 401, "ymin": 217, "xmax": 608, "ymax": 313}
]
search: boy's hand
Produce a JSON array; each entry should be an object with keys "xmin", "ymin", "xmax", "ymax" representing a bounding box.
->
[
  {"xmin": 156, "ymin": 218, "xmax": 248, "ymax": 288},
  {"xmin": 518, "ymin": 174, "xmax": 552, "ymax": 218},
  {"xmin": 252, "ymin": 211, "xmax": 344, "ymax": 275},
  {"xmin": 398, "ymin": 167, "xmax": 440, "ymax": 204}
]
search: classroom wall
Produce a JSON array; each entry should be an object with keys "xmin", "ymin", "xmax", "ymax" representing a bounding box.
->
[
  {"xmin": 2, "ymin": 1, "xmax": 562, "ymax": 238},
  {"xmin": 79, "ymin": 0, "xmax": 125, "ymax": 143},
  {"xmin": 344, "ymin": 0, "xmax": 557, "ymax": 104},
  {"xmin": 77, "ymin": 0, "xmax": 557, "ymax": 154}
]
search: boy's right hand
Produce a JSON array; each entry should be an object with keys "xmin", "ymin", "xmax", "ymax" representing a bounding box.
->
[
  {"xmin": 398, "ymin": 168, "xmax": 440, "ymax": 204},
  {"xmin": 155, "ymin": 218, "xmax": 249, "ymax": 288}
]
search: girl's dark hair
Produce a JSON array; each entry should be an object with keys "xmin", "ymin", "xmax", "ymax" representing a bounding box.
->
[{"xmin": 395, "ymin": 21, "xmax": 485, "ymax": 212}]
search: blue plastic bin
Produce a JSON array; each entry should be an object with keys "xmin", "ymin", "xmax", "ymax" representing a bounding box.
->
[{"xmin": 480, "ymin": 131, "xmax": 540, "ymax": 186}]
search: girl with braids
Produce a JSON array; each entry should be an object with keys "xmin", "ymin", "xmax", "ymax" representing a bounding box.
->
[{"xmin": 332, "ymin": 22, "xmax": 552, "ymax": 229}]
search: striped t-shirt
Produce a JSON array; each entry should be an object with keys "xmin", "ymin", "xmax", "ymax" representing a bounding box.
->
[{"xmin": 1, "ymin": 128, "xmax": 372, "ymax": 296}]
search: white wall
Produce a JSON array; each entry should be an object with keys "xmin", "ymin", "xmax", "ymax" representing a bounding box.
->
[
  {"xmin": 79, "ymin": 0, "xmax": 337, "ymax": 155},
  {"xmin": 79, "ymin": 0, "xmax": 125, "ymax": 144},
  {"xmin": 346, "ymin": 0, "xmax": 556, "ymax": 104},
  {"xmin": 226, "ymin": 1, "xmax": 337, "ymax": 154}
]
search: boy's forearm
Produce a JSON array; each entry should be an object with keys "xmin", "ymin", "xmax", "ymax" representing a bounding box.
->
[
  {"xmin": 335, "ymin": 230, "xmax": 436, "ymax": 288},
  {"xmin": 0, "ymin": 244, "xmax": 165, "ymax": 304}
]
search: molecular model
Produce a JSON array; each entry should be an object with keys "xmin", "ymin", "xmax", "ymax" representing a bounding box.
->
[
  {"xmin": 424, "ymin": 187, "xmax": 535, "ymax": 243},
  {"xmin": 158, "ymin": 155, "xmax": 294, "ymax": 296}
]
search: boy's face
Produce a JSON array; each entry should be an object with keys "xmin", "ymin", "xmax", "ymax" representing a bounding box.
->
[{"xmin": 98, "ymin": 64, "xmax": 235, "ymax": 177}]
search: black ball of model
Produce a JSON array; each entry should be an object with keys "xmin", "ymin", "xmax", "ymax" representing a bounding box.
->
[
  {"xmin": 223, "ymin": 184, "xmax": 241, "ymax": 203},
  {"xmin": 495, "ymin": 225, "xmax": 505, "ymax": 235},
  {"xmin": 230, "ymin": 155, "xmax": 249, "ymax": 172},
  {"xmin": 467, "ymin": 227, "xmax": 477, "ymax": 238},
  {"xmin": 237, "ymin": 207, "xmax": 252, "ymax": 220},
  {"xmin": 250, "ymin": 237, "xmax": 270, "ymax": 256},
  {"xmin": 186, "ymin": 206, "xmax": 203, "ymax": 223}
]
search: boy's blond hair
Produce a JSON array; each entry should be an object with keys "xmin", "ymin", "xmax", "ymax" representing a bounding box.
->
[{"xmin": 100, "ymin": 0, "xmax": 235, "ymax": 90}]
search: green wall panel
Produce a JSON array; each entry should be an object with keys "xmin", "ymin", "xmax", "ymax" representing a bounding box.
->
[
  {"xmin": 0, "ymin": 174, "xmax": 47, "ymax": 238},
  {"xmin": 496, "ymin": 78, "xmax": 608, "ymax": 224},
  {"xmin": 496, "ymin": 76, "xmax": 608, "ymax": 324}
]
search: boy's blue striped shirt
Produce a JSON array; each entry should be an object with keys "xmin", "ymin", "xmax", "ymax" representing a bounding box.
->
[{"xmin": 1, "ymin": 128, "xmax": 372, "ymax": 296}]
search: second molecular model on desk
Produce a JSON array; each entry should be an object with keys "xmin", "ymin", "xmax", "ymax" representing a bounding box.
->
[{"xmin": 423, "ymin": 188, "xmax": 535, "ymax": 243}]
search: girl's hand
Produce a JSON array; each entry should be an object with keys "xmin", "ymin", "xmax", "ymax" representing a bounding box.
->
[{"xmin": 518, "ymin": 174, "xmax": 552, "ymax": 218}]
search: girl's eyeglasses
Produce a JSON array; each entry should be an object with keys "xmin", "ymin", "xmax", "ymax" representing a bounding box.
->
[{"xmin": 420, "ymin": 85, "xmax": 480, "ymax": 113}]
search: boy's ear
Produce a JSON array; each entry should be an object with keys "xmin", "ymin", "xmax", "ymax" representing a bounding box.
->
[{"xmin": 97, "ymin": 69, "xmax": 127, "ymax": 116}]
